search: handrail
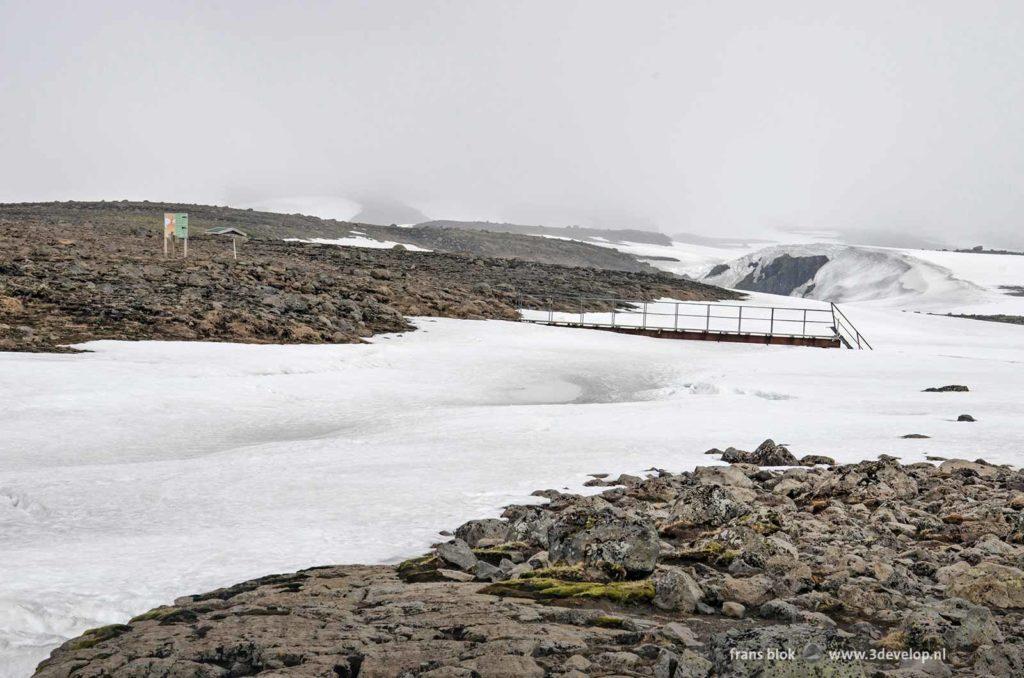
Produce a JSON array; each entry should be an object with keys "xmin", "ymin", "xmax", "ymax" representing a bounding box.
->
[
  {"xmin": 515, "ymin": 291, "xmax": 873, "ymax": 350},
  {"xmin": 515, "ymin": 291, "xmax": 838, "ymax": 314},
  {"xmin": 830, "ymin": 302, "xmax": 873, "ymax": 350}
]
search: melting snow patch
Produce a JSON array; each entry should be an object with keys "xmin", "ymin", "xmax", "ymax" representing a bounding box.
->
[{"xmin": 285, "ymin": 236, "xmax": 431, "ymax": 252}]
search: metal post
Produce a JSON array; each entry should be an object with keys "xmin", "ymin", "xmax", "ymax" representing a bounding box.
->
[
  {"xmin": 705, "ymin": 304, "xmax": 711, "ymax": 331},
  {"xmin": 802, "ymin": 309, "xmax": 807, "ymax": 336},
  {"xmin": 769, "ymin": 307, "xmax": 775, "ymax": 336},
  {"xmin": 579, "ymin": 296, "xmax": 584, "ymax": 326},
  {"xmin": 738, "ymin": 306, "xmax": 743, "ymax": 333},
  {"xmin": 611, "ymin": 304, "xmax": 616, "ymax": 328},
  {"xmin": 548, "ymin": 298, "xmax": 553, "ymax": 323},
  {"xmin": 674, "ymin": 303, "xmax": 679, "ymax": 331},
  {"xmin": 642, "ymin": 302, "xmax": 648, "ymax": 329}
]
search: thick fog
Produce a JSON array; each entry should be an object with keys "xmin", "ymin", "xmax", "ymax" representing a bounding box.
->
[{"xmin": 2, "ymin": 1, "xmax": 1023, "ymax": 247}]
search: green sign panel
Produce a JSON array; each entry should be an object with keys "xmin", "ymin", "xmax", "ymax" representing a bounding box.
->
[{"xmin": 174, "ymin": 213, "xmax": 189, "ymax": 239}]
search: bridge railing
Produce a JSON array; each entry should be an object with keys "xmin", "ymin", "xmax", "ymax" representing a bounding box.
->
[
  {"xmin": 516, "ymin": 293, "xmax": 872, "ymax": 349},
  {"xmin": 830, "ymin": 302, "xmax": 873, "ymax": 350}
]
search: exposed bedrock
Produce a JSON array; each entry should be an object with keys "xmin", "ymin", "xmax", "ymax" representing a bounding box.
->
[
  {"xmin": 734, "ymin": 253, "xmax": 830, "ymax": 296},
  {"xmin": 37, "ymin": 443, "xmax": 1024, "ymax": 677}
]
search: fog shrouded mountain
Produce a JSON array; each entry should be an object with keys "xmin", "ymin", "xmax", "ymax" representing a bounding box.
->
[
  {"xmin": 414, "ymin": 220, "xmax": 672, "ymax": 246},
  {"xmin": 351, "ymin": 197, "xmax": 430, "ymax": 226}
]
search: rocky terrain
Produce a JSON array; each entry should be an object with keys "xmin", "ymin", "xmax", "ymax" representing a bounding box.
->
[
  {"xmin": 0, "ymin": 202, "xmax": 662, "ymax": 273},
  {"xmin": 0, "ymin": 204, "xmax": 736, "ymax": 352},
  {"xmin": 944, "ymin": 313, "xmax": 1024, "ymax": 327},
  {"xmin": 415, "ymin": 220, "xmax": 673, "ymax": 247},
  {"xmin": 36, "ymin": 442, "xmax": 1024, "ymax": 677}
]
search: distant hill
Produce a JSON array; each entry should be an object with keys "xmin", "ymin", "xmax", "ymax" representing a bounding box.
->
[
  {"xmin": 0, "ymin": 201, "xmax": 659, "ymax": 274},
  {"xmin": 417, "ymin": 220, "xmax": 672, "ymax": 246},
  {"xmin": 351, "ymin": 197, "xmax": 430, "ymax": 226}
]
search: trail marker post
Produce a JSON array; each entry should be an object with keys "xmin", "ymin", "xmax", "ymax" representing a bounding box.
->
[{"xmin": 164, "ymin": 212, "xmax": 189, "ymax": 258}]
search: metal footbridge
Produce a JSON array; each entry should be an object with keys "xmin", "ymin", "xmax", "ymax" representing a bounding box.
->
[{"xmin": 517, "ymin": 294, "xmax": 872, "ymax": 349}]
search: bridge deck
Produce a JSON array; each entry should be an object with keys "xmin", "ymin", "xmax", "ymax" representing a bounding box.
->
[{"xmin": 519, "ymin": 319, "xmax": 842, "ymax": 348}]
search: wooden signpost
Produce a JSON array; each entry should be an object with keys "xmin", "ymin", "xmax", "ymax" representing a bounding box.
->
[{"xmin": 163, "ymin": 212, "xmax": 189, "ymax": 258}]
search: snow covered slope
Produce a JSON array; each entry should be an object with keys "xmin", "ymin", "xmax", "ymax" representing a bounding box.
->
[{"xmin": 702, "ymin": 243, "xmax": 1024, "ymax": 313}]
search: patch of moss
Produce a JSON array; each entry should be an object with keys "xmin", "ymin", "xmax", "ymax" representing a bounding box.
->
[
  {"xmin": 675, "ymin": 540, "xmax": 740, "ymax": 566},
  {"xmin": 480, "ymin": 577, "xmax": 655, "ymax": 604},
  {"xmin": 519, "ymin": 565, "xmax": 587, "ymax": 581},
  {"xmin": 472, "ymin": 543, "xmax": 528, "ymax": 565},
  {"xmin": 65, "ymin": 624, "xmax": 132, "ymax": 651},
  {"xmin": 129, "ymin": 606, "xmax": 198, "ymax": 625},
  {"xmin": 592, "ymin": 615, "xmax": 627, "ymax": 629}
]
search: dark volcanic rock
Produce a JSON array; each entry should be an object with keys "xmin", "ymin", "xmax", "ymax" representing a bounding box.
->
[
  {"xmin": 958, "ymin": 414, "xmax": 977, "ymax": 422},
  {"xmin": 799, "ymin": 454, "xmax": 836, "ymax": 466},
  {"xmin": 924, "ymin": 384, "xmax": 970, "ymax": 392},
  {"xmin": 719, "ymin": 439, "xmax": 798, "ymax": 466}
]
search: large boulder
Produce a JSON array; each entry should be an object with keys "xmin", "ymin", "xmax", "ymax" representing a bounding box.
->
[
  {"xmin": 940, "ymin": 562, "xmax": 1024, "ymax": 608},
  {"xmin": 901, "ymin": 598, "xmax": 1003, "ymax": 650},
  {"xmin": 749, "ymin": 439, "xmax": 799, "ymax": 466},
  {"xmin": 811, "ymin": 458, "xmax": 918, "ymax": 502},
  {"xmin": 720, "ymin": 574, "xmax": 775, "ymax": 608},
  {"xmin": 501, "ymin": 504, "xmax": 554, "ymax": 547},
  {"xmin": 661, "ymin": 485, "xmax": 753, "ymax": 533},
  {"xmin": 653, "ymin": 567, "xmax": 705, "ymax": 612},
  {"xmin": 435, "ymin": 539, "xmax": 477, "ymax": 571},
  {"xmin": 720, "ymin": 439, "xmax": 798, "ymax": 467},
  {"xmin": 547, "ymin": 505, "xmax": 660, "ymax": 579},
  {"xmin": 454, "ymin": 518, "xmax": 509, "ymax": 547},
  {"xmin": 692, "ymin": 465, "xmax": 754, "ymax": 488}
]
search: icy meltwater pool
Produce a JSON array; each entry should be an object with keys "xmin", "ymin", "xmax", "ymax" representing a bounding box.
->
[{"xmin": 2, "ymin": 311, "xmax": 1023, "ymax": 675}]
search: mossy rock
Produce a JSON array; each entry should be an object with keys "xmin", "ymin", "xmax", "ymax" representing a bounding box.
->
[
  {"xmin": 472, "ymin": 542, "xmax": 529, "ymax": 565},
  {"xmin": 674, "ymin": 540, "xmax": 741, "ymax": 566},
  {"xmin": 480, "ymin": 577, "xmax": 655, "ymax": 604},
  {"xmin": 129, "ymin": 606, "xmax": 198, "ymax": 625},
  {"xmin": 518, "ymin": 565, "xmax": 587, "ymax": 582},
  {"xmin": 65, "ymin": 624, "xmax": 132, "ymax": 651},
  {"xmin": 396, "ymin": 555, "xmax": 448, "ymax": 583},
  {"xmin": 592, "ymin": 615, "xmax": 627, "ymax": 628}
]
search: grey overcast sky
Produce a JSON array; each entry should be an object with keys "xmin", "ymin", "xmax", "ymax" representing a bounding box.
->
[{"xmin": 2, "ymin": 1, "xmax": 1023, "ymax": 246}]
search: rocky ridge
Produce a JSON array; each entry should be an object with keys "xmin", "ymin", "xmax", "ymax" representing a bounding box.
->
[
  {"xmin": 0, "ymin": 202, "xmax": 663, "ymax": 273},
  {"xmin": 0, "ymin": 209, "xmax": 735, "ymax": 352},
  {"xmin": 36, "ymin": 443, "xmax": 1024, "ymax": 677}
]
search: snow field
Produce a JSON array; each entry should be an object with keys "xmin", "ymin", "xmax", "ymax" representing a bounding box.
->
[{"xmin": 2, "ymin": 305, "xmax": 1023, "ymax": 674}]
